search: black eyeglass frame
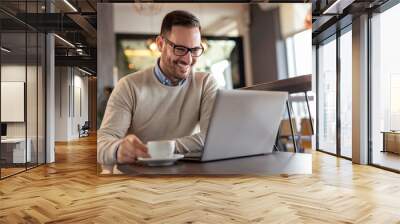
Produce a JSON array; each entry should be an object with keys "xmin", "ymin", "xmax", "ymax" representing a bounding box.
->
[{"xmin": 162, "ymin": 36, "xmax": 204, "ymax": 57}]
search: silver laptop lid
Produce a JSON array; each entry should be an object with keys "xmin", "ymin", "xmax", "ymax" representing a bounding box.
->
[{"xmin": 201, "ymin": 89, "xmax": 288, "ymax": 162}]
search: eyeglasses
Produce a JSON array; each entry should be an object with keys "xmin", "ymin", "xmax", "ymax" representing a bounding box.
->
[{"xmin": 162, "ymin": 36, "xmax": 204, "ymax": 57}]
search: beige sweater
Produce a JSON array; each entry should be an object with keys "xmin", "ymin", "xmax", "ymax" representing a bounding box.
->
[{"xmin": 97, "ymin": 66, "xmax": 218, "ymax": 164}]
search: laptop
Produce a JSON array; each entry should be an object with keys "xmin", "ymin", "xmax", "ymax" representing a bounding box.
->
[{"xmin": 183, "ymin": 89, "xmax": 288, "ymax": 162}]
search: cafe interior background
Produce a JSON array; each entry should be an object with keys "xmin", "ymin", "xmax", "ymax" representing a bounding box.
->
[{"xmin": 97, "ymin": 3, "xmax": 313, "ymax": 169}]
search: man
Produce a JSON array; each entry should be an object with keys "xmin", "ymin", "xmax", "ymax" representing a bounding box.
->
[{"xmin": 98, "ymin": 10, "xmax": 218, "ymax": 165}]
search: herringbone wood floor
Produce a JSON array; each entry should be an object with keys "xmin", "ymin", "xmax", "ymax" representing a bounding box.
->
[{"xmin": 1, "ymin": 134, "xmax": 400, "ymax": 224}]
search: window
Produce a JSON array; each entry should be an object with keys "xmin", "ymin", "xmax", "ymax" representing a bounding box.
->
[
  {"xmin": 370, "ymin": 3, "xmax": 400, "ymax": 171},
  {"xmin": 339, "ymin": 29, "xmax": 352, "ymax": 158},
  {"xmin": 286, "ymin": 29, "xmax": 312, "ymax": 77},
  {"xmin": 317, "ymin": 37, "xmax": 337, "ymax": 154},
  {"xmin": 286, "ymin": 29, "xmax": 314, "ymax": 150}
]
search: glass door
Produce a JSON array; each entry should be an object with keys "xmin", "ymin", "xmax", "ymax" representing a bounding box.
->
[
  {"xmin": 0, "ymin": 0, "xmax": 47, "ymax": 179},
  {"xmin": 1, "ymin": 30, "xmax": 28, "ymax": 177}
]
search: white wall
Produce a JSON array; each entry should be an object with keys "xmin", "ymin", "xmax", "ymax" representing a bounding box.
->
[
  {"xmin": 1, "ymin": 64, "xmax": 46, "ymax": 163},
  {"xmin": 72, "ymin": 74, "xmax": 89, "ymax": 138},
  {"xmin": 1, "ymin": 65, "xmax": 35, "ymax": 138},
  {"xmin": 55, "ymin": 67, "xmax": 68, "ymax": 141},
  {"xmin": 1, "ymin": 65, "xmax": 27, "ymax": 141},
  {"xmin": 54, "ymin": 67, "xmax": 89, "ymax": 141}
]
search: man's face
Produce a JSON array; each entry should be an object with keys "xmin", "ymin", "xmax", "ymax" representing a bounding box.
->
[{"xmin": 157, "ymin": 26, "xmax": 202, "ymax": 81}]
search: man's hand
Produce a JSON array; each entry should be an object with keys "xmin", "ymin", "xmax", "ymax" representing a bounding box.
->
[{"xmin": 117, "ymin": 134, "xmax": 150, "ymax": 164}]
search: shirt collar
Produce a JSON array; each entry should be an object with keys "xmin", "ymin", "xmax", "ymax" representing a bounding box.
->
[{"xmin": 154, "ymin": 58, "xmax": 186, "ymax": 86}]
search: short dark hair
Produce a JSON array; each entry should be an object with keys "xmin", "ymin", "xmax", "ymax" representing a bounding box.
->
[{"xmin": 160, "ymin": 10, "xmax": 201, "ymax": 36}]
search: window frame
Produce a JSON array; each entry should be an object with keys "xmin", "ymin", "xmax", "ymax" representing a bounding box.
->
[
  {"xmin": 367, "ymin": 0, "xmax": 400, "ymax": 173},
  {"xmin": 315, "ymin": 23, "xmax": 353, "ymax": 160}
]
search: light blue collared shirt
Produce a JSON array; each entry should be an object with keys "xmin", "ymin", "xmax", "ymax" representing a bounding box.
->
[{"xmin": 154, "ymin": 59, "xmax": 186, "ymax": 86}]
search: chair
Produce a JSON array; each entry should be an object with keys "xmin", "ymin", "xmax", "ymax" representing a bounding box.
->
[
  {"xmin": 278, "ymin": 119, "xmax": 303, "ymax": 152},
  {"xmin": 300, "ymin": 118, "xmax": 313, "ymax": 136},
  {"xmin": 242, "ymin": 75, "xmax": 313, "ymax": 153},
  {"xmin": 300, "ymin": 118, "xmax": 313, "ymax": 150}
]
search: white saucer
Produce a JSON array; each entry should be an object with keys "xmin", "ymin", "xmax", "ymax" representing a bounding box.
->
[{"xmin": 137, "ymin": 154, "xmax": 184, "ymax": 166}]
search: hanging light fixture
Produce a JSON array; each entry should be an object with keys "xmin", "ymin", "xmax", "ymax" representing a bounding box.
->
[
  {"xmin": 146, "ymin": 38, "xmax": 158, "ymax": 52},
  {"xmin": 149, "ymin": 42, "xmax": 158, "ymax": 52},
  {"xmin": 77, "ymin": 67, "xmax": 93, "ymax": 76},
  {"xmin": 132, "ymin": 2, "xmax": 161, "ymax": 16},
  {"xmin": 54, "ymin": 34, "xmax": 75, "ymax": 48},
  {"xmin": 201, "ymin": 38, "xmax": 208, "ymax": 52},
  {"xmin": 63, "ymin": 0, "xmax": 78, "ymax": 12},
  {"xmin": 1, "ymin": 47, "xmax": 11, "ymax": 53}
]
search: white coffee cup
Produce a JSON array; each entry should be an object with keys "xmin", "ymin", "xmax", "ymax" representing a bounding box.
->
[{"xmin": 147, "ymin": 140, "xmax": 175, "ymax": 159}]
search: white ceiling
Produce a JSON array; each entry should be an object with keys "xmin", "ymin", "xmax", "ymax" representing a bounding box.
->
[{"xmin": 113, "ymin": 3, "xmax": 248, "ymax": 36}]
